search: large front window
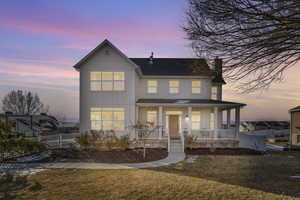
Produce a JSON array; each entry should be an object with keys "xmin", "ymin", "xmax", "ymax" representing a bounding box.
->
[
  {"xmin": 169, "ymin": 80, "xmax": 179, "ymax": 94},
  {"xmin": 90, "ymin": 72, "xmax": 125, "ymax": 91},
  {"xmin": 90, "ymin": 107, "xmax": 125, "ymax": 131},
  {"xmin": 191, "ymin": 111, "xmax": 201, "ymax": 130}
]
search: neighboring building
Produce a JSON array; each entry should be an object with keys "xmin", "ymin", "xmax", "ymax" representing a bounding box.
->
[
  {"xmin": 0, "ymin": 112, "xmax": 59, "ymax": 136},
  {"xmin": 290, "ymin": 106, "xmax": 300, "ymax": 146},
  {"xmin": 73, "ymin": 39, "xmax": 246, "ymax": 150}
]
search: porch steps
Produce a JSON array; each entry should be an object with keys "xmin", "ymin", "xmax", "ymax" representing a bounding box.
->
[{"xmin": 169, "ymin": 139, "xmax": 184, "ymax": 153}]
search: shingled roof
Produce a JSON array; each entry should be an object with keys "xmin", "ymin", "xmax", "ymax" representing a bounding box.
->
[{"xmin": 129, "ymin": 58, "xmax": 214, "ymax": 76}]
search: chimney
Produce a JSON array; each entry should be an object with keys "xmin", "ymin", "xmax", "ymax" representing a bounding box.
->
[
  {"xmin": 214, "ymin": 57, "xmax": 222, "ymax": 76},
  {"xmin": 149, "ymin": 52, "xmax": 154, "ymax": 64}
]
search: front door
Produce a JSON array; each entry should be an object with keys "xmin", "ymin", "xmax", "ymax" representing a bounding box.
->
[{"xmin": 169, "ymin": 115, "xmax": 179, "ymax": 139}]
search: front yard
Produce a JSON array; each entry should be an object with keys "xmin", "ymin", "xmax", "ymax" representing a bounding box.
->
[{"xmin": 1, "ymin": 151, "xmax": 300, "ymax": 200}]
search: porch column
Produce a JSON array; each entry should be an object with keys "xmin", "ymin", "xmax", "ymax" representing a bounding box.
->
[
  {"xmin": 235, "ymin": 107, "xmax": 240, "ymax": 139},
  {"xmin": 214, "ymin": 107, "xmax": 218, "ymax": 139},
  {"xmin": 158, "ymin": 106, "xmax": 163, "ymax": 139},
  {"xmin": 227, "ymin": 109, "xmax": 231, "ymax": 129},
  {"xmin": 187, "ymin": 106, "xmax": 192, "ymax": 135},
  {"xmin": 135, "ymin": 106, "xmax": 139, "ymax": 139}
]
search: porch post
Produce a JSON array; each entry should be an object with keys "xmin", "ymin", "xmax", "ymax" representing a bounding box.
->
[
  {"xmin": 235, "ymin": 107, "xmax": 240, "ymax": 139},
  {"xmin": 227, "ymin": 109, "xmax": 231, "ymax": 129},
  {"xmin": 158, "ymin": 106, "xmax": 163, "ymax": 139},
  {"xmin": 214, "ymin": 107, "xmax": 218, "ymax": 139},
  {"xmin": 135, "ymin": 106, "xmax": 139, "ymax": 139},
  {"xmin": 188, "ymin": 106, "xmax": 192, "ymax": 135}
]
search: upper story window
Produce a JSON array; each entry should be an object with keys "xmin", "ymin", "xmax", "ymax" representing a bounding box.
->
[
  {"xmin": 211, "ymin": 86, "xmax": 218, "ymax": 100},
  {"xmin": 169, "ymin": 80, "xmax": 179, "ymax": 94},
  {"xmin": 90, "ymin": 72, "xmax": 125, "ymax": 91},
  {"xmin": 192, "ymin": 81, "xmax": 201, "ymax": 94},
  {"xmin": 147, "ymin": 80, "xmax": 157, "ymax": 94},
  {"xmin": 191, "ymin": 111, "xmax": 201, "ymax": 130},
  {"xmin": 90, "ymin": 107, "xmax": 125, "ymax": 131}
]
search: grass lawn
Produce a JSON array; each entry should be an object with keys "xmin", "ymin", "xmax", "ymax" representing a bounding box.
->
[{"xmin": 1, "ymin": 151, "xmax": 300, "ymax": 200}]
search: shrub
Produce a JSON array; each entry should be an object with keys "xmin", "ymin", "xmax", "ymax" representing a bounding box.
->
[
  {"xmin": 0, "ymin": 122, "xmax": 46, "ymax": 161},
  {"xmin": 185, "ymin": 134, "xmax": 198, "ymax": 149},
  {"xmin": 117, "ymin": 135, "xmax": 130, "ymax": 151},
  {"xmin": 75, "ymin": 134, "xmax": 91, "ymax": 150}
]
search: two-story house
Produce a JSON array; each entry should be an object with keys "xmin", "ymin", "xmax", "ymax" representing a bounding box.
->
[{"xmin": 73, "ymin": 39, "xmax": 246, "ymax": 151}]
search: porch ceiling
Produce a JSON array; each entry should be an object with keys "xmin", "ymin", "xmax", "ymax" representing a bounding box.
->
[{"xmin": 136, "ymin": 99, "xmax": 246, "ymax": 109}]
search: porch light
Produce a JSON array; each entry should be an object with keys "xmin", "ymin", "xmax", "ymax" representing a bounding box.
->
[{"xmin": 185, "ymin": 115, "xmax": 189, "ymax": 121}]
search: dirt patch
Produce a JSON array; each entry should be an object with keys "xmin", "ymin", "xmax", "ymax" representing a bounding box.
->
[
  {"xmin": 47, "ymin": 148, "xmax": 168, "ymax": 163},
  {"xmin": 186, "ymin": 148, "xmax": 263, "ymax": 155}
]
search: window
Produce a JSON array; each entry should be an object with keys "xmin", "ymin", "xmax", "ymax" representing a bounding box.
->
[
  {"xmin": 169, "ymin": 80, "xmax": 179, "ymax": 94},
  {"xmin": 147, "ymin": 111, "xmax": 157, "ymax": 125},
  {"xmin": 90, "ymin": 72, "xmax": 125, "ymax": 91},
  {"xmin": 90, "ymin": 107, "xmax": 125, "ymax": 131},
  {"xmin": 297, "ymin": 135, "xmax": 300, "ymax": 144},
  {"xmin": 192, "ymin": 81, "xmax": 201, "ymax": 94},
  {"xmin": 211, "ymin": 86, "xmax": 218, "ymax": 100},
  {"xmin": 192, "ymin": 111, "xmax": 201, "ymax": 130},
  {"xmin": 147, "ymin": 80, "xmax": 157, "ymax": 94}
]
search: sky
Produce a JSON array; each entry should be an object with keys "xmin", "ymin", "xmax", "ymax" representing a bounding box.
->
[{"xmin": 0, "ymin": 0, "xmax": 299, "ymax": 121}]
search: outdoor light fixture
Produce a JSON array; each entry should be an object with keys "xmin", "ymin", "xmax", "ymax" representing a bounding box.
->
[{"xmin": 185, "ymin": 114, "xmax": 189, "ymax": 121}]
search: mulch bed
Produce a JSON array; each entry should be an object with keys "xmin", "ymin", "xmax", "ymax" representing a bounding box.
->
[
  {"xmin": 47, "ymin": 148, "xmax": 168, "ymax": 163},
  {"xmin": 186, "ymin": 148, "xmax": 263, "ymax": 155}
]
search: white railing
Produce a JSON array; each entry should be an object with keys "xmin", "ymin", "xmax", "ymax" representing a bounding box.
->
[{"xmin": 192, "ymin": 128, "xmax": 238, "ymax": 140}]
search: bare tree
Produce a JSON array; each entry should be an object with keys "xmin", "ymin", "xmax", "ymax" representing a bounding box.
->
[
  {"xmin": 184, "ymin": 0, "xmax": 300, "ymax": 91},
  {"xmin": 2, "ymin": 90, "xmax": 49, "ymax": 115}
]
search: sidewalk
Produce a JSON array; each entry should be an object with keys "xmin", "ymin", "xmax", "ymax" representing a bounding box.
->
[{"xmin": 0, "ymin": 153, "xmax": 185, "ymax": 174}]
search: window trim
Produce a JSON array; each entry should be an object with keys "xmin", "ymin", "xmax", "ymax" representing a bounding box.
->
[
  {"xmin": 90, "ymin": 107, "xmax": 125, "ymax": 131},
  {"xmin": 147, "ymin": 80, "xmax": 158, "ymax": 94},
  {"xmin": 191, "ymin": 111, "xmax": 201, "ymax": 130},
  {"xmin": 169, "ymin": 80, "xmax": 180, "ymax": 94},
  {"xmin": 191, "ymin": 80, "xmax": 202, "ymax": 94},
  {"xmin": 146, "ymin": 110, "xmax": 157, "ymax": 126},
  {"xmin": 211, "ymin": 86, "xmax": 218, "ymax": 100},
  {"xmin": 90, "ymin": 72, "xmax": 125, "ymax": 92}
]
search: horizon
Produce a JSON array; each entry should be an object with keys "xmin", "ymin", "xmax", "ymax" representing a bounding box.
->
[{"xmin": 0, "ymin": 0, "xmax": 299, "ymax": 121}]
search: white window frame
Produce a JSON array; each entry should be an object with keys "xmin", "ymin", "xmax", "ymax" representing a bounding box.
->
[
  {"xmin": 90, "ymin": 107, "xmax": 125, "ymax": 131},
  {"xmin": 147, "ymin": 80, "xmax": 157, "ymax": 94},
  {"xmin": 211, "ymin": 86, "xmax": 218, "ymax": 100},
  {"xmin": 191, "ymin": 111, "xmax": 201, "ymax": 130},
  {"xmin": 192, "ymin": 81, "xmax": 201, "ymax": 94},
  {"xmin": 169, "ymin": 80, "xmax": 179, "ymax": 94},
  {"xmin": 146, "ymin": 111, "xmax": 157, "ymax": 126},
  {"xmin": 90, "ymin": 72, "xmax": 125, "ymax": 91}
]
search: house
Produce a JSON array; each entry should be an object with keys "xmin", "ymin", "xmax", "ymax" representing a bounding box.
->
[
  {"xmin": 0, "ymin": 112, "xmax": 59, "ymax": 136},
  {"xmin": 73, "ymin": 39, "xmax": 246, "ymax": 151},
  {"xmin": 289, "ymin": 106, "xmax": 300, "ymax": 146}
]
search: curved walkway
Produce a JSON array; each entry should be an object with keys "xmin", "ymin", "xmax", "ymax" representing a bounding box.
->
[{"xmin": 0, "ymin": 153, "xmax": 185, "ymax": 174}]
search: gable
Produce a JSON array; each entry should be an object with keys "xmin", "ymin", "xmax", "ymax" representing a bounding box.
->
[{"xmin": 73, "ymin": 39, "xmax": 140, "ymax": 73}]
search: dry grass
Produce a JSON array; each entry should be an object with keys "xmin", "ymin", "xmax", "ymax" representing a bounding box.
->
[{"xmin": 1, "ymin": 151, "xmax": 300, "ymax": 200}]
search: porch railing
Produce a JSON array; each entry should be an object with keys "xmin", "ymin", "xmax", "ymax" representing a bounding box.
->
[{"xmin": 191, "ymin": 128, "xmax": 238, "ymax": 140}]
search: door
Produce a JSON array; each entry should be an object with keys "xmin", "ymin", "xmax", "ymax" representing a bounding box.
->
[{"xmin": 169, "ymin": 115, "xmax": 179, "ymax": 139}]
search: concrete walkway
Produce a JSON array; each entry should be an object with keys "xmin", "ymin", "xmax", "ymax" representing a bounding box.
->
[{"xmin": 0, "ymin": 153, "xmax": 185, "ymax": 174}]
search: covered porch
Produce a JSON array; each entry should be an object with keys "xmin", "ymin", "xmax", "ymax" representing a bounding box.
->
[{"xmin": 135, "ymin": 99, "xmax": 246, "ymax": 141}]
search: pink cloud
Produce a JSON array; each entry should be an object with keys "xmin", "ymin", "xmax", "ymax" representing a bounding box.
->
[{"xmin": 0, "ymin": 57, "xmax": 78, "ymax": 79}]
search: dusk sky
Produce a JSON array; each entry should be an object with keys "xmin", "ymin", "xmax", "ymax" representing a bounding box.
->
[{"xmin": 0, "ymin": 0, "xmax": 299, "ymax": 121}]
